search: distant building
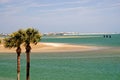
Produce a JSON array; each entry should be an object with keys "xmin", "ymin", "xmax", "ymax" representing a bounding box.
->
[{"xmin": 0, "ymin": 33, "xmax": 9, "ymax": 37}]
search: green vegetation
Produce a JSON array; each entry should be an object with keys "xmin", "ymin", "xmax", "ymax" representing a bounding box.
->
[
  {"xmin": 24, "ymin": 28, "xmax": 41, "ymax": 80},
  {"xmin": 4, "ymin": 29, "xmax": 26, "ymax": 80},
  {"xmin": 4, "ymin": 28, "xmax": 41, "ymax": 80}
]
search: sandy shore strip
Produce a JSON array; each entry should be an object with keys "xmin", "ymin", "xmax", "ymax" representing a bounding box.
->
[{"xmin": 0, "ymin": 42, "xmax": 105, "ymax": 53}]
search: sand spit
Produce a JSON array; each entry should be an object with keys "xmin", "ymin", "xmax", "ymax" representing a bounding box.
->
[{"xmin": 0, "ymin": 42, "xmax": 105, "ymax": 53}]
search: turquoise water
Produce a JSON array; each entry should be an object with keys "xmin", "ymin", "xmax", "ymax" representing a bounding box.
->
[
  {"xmin": 41, "ymin": 34, "xmax": 120, "ymax": 47},
  {"xmin": 0, "ymin": 34, "xmax": 120, "ymax": 80},
  {"xmin": 0, "ymin": 52, "xmax": 120, "ymax": 80}
]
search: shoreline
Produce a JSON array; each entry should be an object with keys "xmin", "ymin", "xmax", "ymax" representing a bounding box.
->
[{"xmin": 0, "ymin": 42, "xmax": 110, "ymax": 53}]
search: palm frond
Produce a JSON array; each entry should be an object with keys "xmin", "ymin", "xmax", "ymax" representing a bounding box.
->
[
  {"xmin": 4, "ymin": 29, "xmax": 26, "ymax": 48},
  {"xmin": 4, "ymin": 38, "xmax": 16, "ymax": 48},
  {"xmin": 25, "ymin": 28, "xmax": 41, "ymax": 45}
]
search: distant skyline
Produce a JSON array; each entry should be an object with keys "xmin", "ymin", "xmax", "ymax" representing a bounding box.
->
[{"xmin": 0, "ymin": 0, "xmax": 120, "ymax": 33}]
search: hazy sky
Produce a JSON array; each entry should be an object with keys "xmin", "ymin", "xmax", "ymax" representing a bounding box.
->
[{"xmin": 0, "ymin": 0, "xmax": 120, "ymax": 33}]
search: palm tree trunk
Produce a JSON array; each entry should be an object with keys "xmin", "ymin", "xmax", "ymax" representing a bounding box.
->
[
  {"xmin": 26, "ymin": 44, "xmax": 31, "ymax": 80},
  {"xmin": 17, "ymin": 53, "xmax": 20, "ymax": 80},
  {"xmin": 26, "ymin": 52, "xmax": 30, "ymax": 80},
  {"xmin": 16, "ymin": 47, "xmax": 21, "ymax": 80}
]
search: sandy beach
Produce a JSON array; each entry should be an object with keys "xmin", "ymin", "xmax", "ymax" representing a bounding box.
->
[{"xmin": 0, "ymin": 42, "xmax": 104, "ymax": 53}]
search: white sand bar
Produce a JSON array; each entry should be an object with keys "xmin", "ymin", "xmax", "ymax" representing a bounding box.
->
[{"xmin": 0, "ymin": 42, "xmax": 106, "ymax": 53}]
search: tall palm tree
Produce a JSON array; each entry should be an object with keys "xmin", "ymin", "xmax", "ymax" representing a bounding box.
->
[
  {"xmin": 25, "ymin": 28, "xmax": 41, "ymax": 80},
  {"xmin": 4, "ymin": 29, "xmax": 26, "ymax": 80}
]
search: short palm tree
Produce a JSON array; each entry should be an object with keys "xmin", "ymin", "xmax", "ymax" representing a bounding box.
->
[
  {"xmin": 25, "ymin": 28, "xmax": 41, "ymax": 80},
  {"xmin": 4, "ymin": 29, "xmax": 26, "ymax": 80}
]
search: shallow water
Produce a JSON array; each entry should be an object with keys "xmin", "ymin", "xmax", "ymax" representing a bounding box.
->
[
  {"xmin": 0, "ymin": 49, "xmax": 120, "ymax": 80},
  {"xmin": 41, "ymin": 34, "xmax": 120, "ymax": 47},
  {"xmin": 0, "ymin": 34, "xmax": 120, "ymax": 80}
]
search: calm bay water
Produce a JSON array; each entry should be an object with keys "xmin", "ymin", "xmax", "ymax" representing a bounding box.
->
[
  {"xmin": 0, "ymin": 34, "xmax": 120, "ymax": 80},
  {"xmin": 41, "ymin": 34, "xmax": 120, "ymax": 47}
]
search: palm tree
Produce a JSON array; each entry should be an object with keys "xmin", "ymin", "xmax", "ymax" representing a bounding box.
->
[
  {"xmin": 25, "ymin": 28, "xmax": 41, "ymax": 80},
  {"xmin": 4, "ymin": 29, "xmax": 26, "ymax": 80},
  {"xmin": 0, "ymin": 39, "xmax": 1, "ymax": 44}
]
